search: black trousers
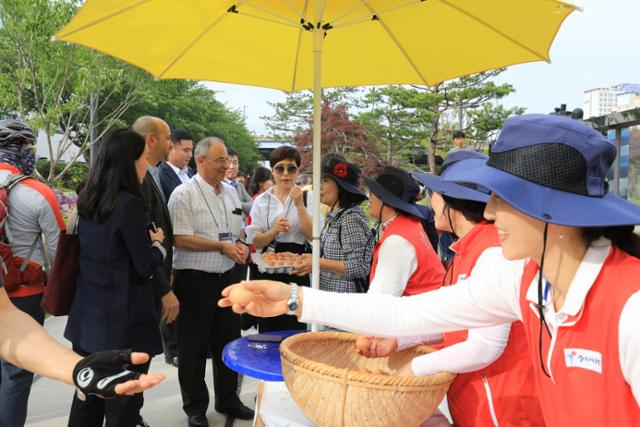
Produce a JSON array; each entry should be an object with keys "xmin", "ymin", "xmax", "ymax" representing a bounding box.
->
[
  {"xmin": 160, "ymin": 319, "xmax": 178, "ymax": 360},
  {"xmin": 67, "ymin": 346, "xmax": 150, "ymax": 427},
  {"xmin": 174, "ymin": 268, "xmax": 241, "ymax": 416},
  {"xmin": 255, "ymin": 268, "xmax": 308, "ymax": 332}
]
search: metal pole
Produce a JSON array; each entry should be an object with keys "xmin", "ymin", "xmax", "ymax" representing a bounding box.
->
[{"xmin": 310, "ymin": 4, "xmax": 324, "ymax": 332}]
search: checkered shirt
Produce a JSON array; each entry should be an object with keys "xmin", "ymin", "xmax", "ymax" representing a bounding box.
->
[
  {"xmin": 168, "ymin": 174, "xmax": 243, "ymax": 273},
  {"xmin": 320, "ymin": 206, "xmax": 374, "ymax": 293}
]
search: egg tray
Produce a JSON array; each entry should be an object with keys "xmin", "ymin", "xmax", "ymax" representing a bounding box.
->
[{"xmin": 252, "ymin": 252, "xmax": 297, "ymax": 274}]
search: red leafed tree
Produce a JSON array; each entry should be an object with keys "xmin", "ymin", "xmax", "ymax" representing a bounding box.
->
[{"xmin": 293, "ymin": 100, "xmax": 384, "ymax": 177}]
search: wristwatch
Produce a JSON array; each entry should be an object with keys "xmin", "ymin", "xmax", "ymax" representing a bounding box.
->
[{"xmin": 286, "ymin": 283, "xmax": 299, "ymax": 315}]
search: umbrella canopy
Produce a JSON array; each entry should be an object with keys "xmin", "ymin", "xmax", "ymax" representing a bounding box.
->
[
  {"xmin": 56, "ymin": 0, "xmax": 577, "ymax": 90},
  {"xmin": 56, "ymin": 0, "xmax": 578, "ymax": 301}
]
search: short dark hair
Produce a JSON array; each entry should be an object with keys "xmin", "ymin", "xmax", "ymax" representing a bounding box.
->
[
  {"xmin": 442, "ymin": 194, "xmax": 487, "ymax": 225},
  {"xmin": 269, "ymin": 145, "xmax": 301, "ymax": 166},
  {"xmin": 171, "ymin": 128, "xmax": 193, "ymax": 144},
  {"xmin": 227, "ymin": 148, "xmax": 238, "ymax": 158},
  {"xmin": 453, "ymin": 130, "xmax": 465, "ymax": 139},
  {"xmin": 77, "ymin": 128, "xmax": 145, "ymax": 223},
  {"xmin": 325, "ymin": 176, "xmax": 366, "ymax": 209},
  {"xmin": 249, "ymin": 167, "xmax": 273, "ymax": 196}
]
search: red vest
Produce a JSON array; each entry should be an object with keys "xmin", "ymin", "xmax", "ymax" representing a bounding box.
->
[
  {"xmin": 369, "ymin": 214, "xmax": 443, "ymax": 296},
  {"xmin": 443, "ymin": 223, "xmax": 544, "ymax": 427},
  {"xmin": 519, "ymin": 247, "xmax": 640, "ymax": 427}
]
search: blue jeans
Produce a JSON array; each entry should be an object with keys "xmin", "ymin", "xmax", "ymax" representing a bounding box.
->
[{"xmin": 0, "ymin": 293, "xmax": 45, "ymax": 427}]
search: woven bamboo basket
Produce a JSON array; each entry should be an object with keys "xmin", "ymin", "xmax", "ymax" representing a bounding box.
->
[{"xmin": 280, "ymin": 332, "xmax": 456, "ymax": 427}]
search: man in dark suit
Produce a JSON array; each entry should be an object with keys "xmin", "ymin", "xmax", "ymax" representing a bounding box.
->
[
  {"xmin": 132, "ymin": 116, "xmax": 180, "ymax": 374},
  {"xmin": 159, "ymin": 129, "xmax": 195, "ymax": 202}
]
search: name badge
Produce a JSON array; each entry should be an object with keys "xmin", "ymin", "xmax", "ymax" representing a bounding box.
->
[
  {"xmin": 218, "ymin": 232, "xmax": 232, "ymax": 242},
  {"xmin": 564, "ymin": 348, "xmax": 602, "ymax": 374}
]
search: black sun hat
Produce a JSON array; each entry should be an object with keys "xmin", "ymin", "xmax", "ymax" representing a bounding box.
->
[
  {"xmin": 364, "ymin": 166, "xmax": 425, "ymax": 220},
  {"xmin": 321, "ymin": 156, "xmax": 367, "ymax": 201}
]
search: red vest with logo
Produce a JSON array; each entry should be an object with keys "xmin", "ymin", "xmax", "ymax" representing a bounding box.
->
[
  {"xmin": 369, "ymin": 214, "xmax": 443, "ymax": 296},
  {"xmin": 518, "ymin": 247, "xmax": 640, "ymax": 427},
  {"xmin": 443, "ymin": 222, "xmax": 544, "ymax": 427}
]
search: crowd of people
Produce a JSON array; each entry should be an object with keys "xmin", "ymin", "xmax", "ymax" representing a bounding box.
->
[
  {"xmin": 0, "ymin": 113, "xmax": 638, "ymax": 427},
  {"xmin": 220, "ymin": 114, "xmax": 640, "ymax": 427}
]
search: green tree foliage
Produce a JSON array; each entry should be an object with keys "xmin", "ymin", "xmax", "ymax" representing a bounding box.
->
[
  {"xmin": 114, "ymin": 80, "xmax": 260, "ymax": 171},
  {"xmin": 293, "ymin": 100, "xmax": 384, "ymax": 176},
  {"xmin": 0, "ymin": 0, "xmax": 146, "ymax": 182},
  {"xmin": 262, "ymin": 88, "xmax": 360, "ymax": 138},
  {"xmin": 0, "ymin": 0, "xmax": 259, "ymax": 182},
  {"xmin": 355, "ymin": 86, "xmax": 433, "ymax": 163},
  {"xmin": 410, "ymin": 70, "xmax": 524, "ymax": 172}
]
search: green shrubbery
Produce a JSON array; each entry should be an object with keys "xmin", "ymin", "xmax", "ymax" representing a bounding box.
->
[{"xmin": 36, "ymin": 159, "xmax": 88, "ymax": 191}]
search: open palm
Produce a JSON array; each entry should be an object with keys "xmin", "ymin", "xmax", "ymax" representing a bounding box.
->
[{"xmin": 219, "ymin": 280, "xmax": 292, "ymax": 318}]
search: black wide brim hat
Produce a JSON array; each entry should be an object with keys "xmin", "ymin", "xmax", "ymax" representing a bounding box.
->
[
  {"xmin": 364, "ymin": 167, "xmax": 425, "ymax": 220},
  {"xmin": 321, "ymin": 158, "xmax": 367, "ymax": 201},
  {"xmin": 443, "ymin": 114, "xmax": 640, "ymax": 227}
]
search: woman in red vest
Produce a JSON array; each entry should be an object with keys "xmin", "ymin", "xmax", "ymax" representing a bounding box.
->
[
  {"xmin": 364, "ymin": 166, "xmax": 444, "ymax": 296},
  {"xmin": 221, "ymin": 114, "xmax": 640, "ymax": 427},
  {"xmin": 361, "ymin": 151, "xmax": 544, "ymax": 426}
]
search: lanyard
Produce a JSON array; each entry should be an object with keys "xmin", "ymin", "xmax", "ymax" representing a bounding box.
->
[
  {"xmin": 195, "ymin": 179, "xmax": 229, "ymax": 229},
  {"xmin": 266, "ymin": 191, "xmax": 294, "ymax": 230}
]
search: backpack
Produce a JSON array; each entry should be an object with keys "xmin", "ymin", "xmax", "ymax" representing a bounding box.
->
[{"xmin": 0, "ymin": 174, "xmax": 47, "ymax": 292}]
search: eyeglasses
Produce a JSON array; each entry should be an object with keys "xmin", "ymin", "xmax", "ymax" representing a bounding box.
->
[
  {"xmin": 273, "ymin": 164, "xmax": 298, "ymax": 175},
  {"xmin": 204, "ymin": 156, "xmax": 230, "ymax": 165}
]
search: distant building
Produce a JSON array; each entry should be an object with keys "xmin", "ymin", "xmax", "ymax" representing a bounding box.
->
[
  {"xmin": 583, "ymin": 83, "xmax": 640, "ymax": 119},
  {"xmin": 254, "ymin": 138, "xmax": 293, "ymax": 168},
  {"xmin": 35, "ymin": 129, "xmax": 87, "ymax": 163}
]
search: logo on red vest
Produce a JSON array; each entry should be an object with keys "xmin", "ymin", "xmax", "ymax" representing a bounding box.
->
[{"xmin": 564, "ymin": 348, "xmax": 602, "ymax": 374}]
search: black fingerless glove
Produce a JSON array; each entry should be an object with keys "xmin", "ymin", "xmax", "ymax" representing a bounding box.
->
[{"xmin": 72, "ymin": 349, "xmax": 141, "ymax": 400}]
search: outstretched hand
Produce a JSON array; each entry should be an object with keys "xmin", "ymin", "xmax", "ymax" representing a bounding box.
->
[
  {"xmin": 73, "ymin": 350, "xmax": 165, "ymax": 399},
  {"xmin": 115, "ymin": 353, "xmax": 165, "ymax": 395},
  {"xmin": 218, "ymin": 280, "xmax": 293, "ymax": 318},
  {"xmin": 355, "ymin": 336, "xmax": 398, "ymax": 358}
]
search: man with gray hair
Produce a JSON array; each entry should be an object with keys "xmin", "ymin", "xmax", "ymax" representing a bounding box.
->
[{"xmin": 168, "ymin": 137, "xmax": 253, "ymax": 426}]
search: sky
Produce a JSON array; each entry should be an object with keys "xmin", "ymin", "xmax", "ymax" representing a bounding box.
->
[{"xmin": 203, "ymin": 0, "xmax": 640, "ymax": 136}]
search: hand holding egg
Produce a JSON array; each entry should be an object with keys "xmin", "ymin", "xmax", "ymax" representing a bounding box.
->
[{"xmin": 227, "ymin": 284, "xmax": 255, "ymax": 308}]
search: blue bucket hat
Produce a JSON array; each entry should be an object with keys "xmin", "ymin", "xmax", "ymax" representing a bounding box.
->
[
  {"xmin": 443, "ymin": 114, "xmax": 640, "ymax": 227},
  {"xmin": 364, "ymin": 166, "xmax": 425, "ymax": 220},
  {"xmin": 415, "ymin": 151, "xmax": 490, "ymax": 203}
]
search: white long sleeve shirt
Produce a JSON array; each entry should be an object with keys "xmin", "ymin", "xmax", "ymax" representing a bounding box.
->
[
  {"xmin": 396, "ymin": 247, "xmax": 512, "ymax": 376},
  {"xmin": 300, "ymin": 240, "xmax": 640, "ymax": 405},
  {"xmin": 367, "ymin": 235, "xmax": 417, "ymax": 296}
]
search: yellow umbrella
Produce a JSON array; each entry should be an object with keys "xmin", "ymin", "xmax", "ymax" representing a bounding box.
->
[{"xmin": 56, "ymin": 0, "xmax": 578, "ymax": 296}]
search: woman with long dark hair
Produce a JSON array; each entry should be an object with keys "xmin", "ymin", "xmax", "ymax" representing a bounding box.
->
[
  {"xmin": 222, "ymin": 115, "xmax": 640, "ymax": 427},
  {"xmin": 65, "ymin": 128, "xmax": 167, "ymax": 427},
  {"xmin": 248, "ymin": 166, "xmax": 273, "ymax": 198}
]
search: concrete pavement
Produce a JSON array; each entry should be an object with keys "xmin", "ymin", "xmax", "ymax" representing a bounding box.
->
[{"xmin": 25, "ymin": 316, "xmax": 257, "ymax": 427}]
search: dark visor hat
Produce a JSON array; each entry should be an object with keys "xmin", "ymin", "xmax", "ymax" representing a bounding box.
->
[
  {"xmin": 443, "ymin": 114, "xmax": 640, "ymax": 227},
  {"xmin": 364, "ymin": 166, "xmax": 425, "ymax": 220}
]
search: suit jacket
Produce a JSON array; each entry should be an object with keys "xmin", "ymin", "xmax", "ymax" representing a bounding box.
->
[
  {"xmin": 64, "ymin": 192, "xmax": 163, "ymax": 355},
  {"xmin": 158, "ymin": 161, "xmax": 194, "ymax": 203},
  {"xmin": 226, "ymin": 178, "xmax": 253, "ymax": 215},
  {"xmin": 142, "ymin": 170, "xmax": 174, "ymax": 299}
]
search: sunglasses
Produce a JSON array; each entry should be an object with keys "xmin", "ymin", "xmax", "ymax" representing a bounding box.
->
[{"xmin": 273, "ymin": 164, "xmax": 298, "ymax": 175}]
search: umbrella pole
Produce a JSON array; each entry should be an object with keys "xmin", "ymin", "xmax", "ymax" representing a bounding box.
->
[{"xmin": 310, "ymin": 26, "xmax": 323, "ymax": 332}]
